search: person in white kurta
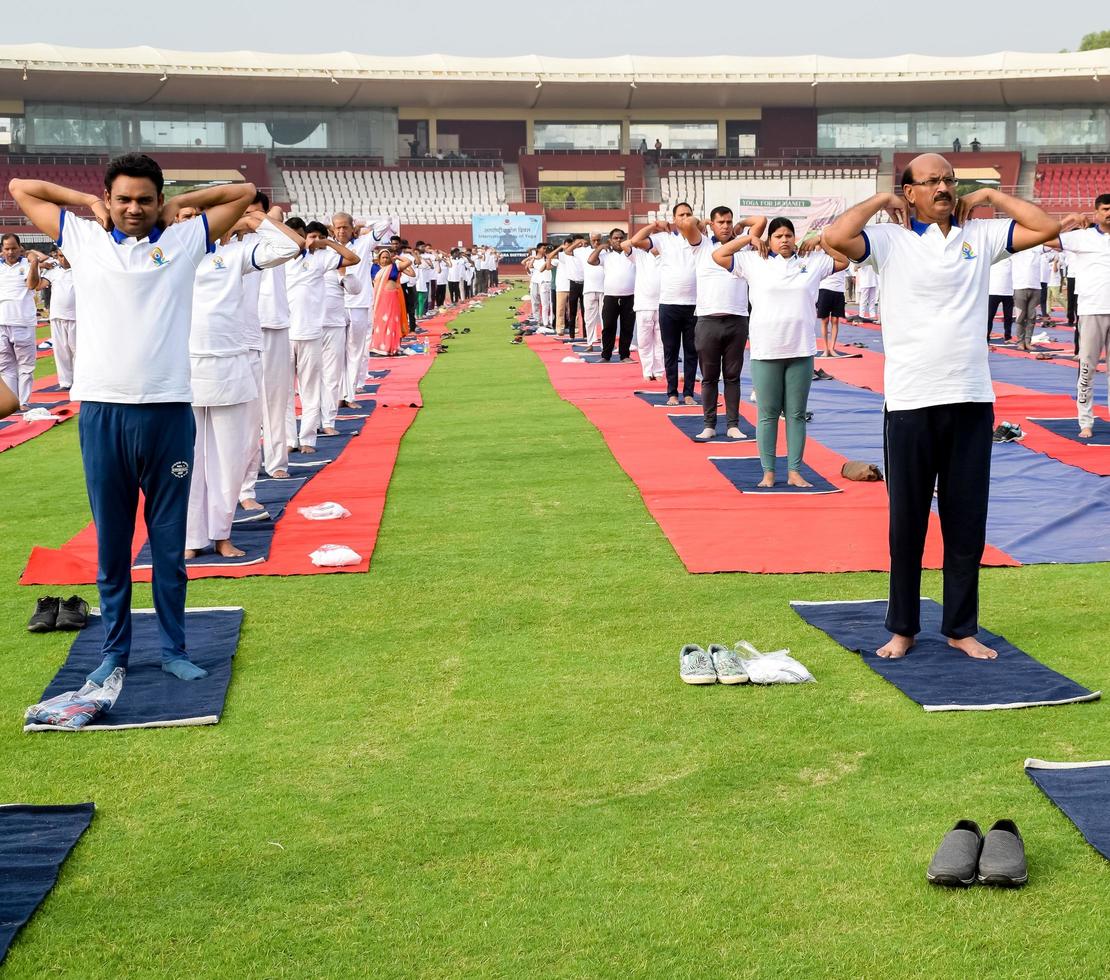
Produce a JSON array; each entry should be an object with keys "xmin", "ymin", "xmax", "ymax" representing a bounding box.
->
[
  {"xmin": 320, "ymin": 265, "xmax": 362, "ymax": 433},
  {"xmin": 185, "ymin": 214, "xmax": 300, "ymax": 558},
  {"xmin": 0, "ymin": 236, "xmax": 40, "ymax": 408},
  {"xmin": 41, "ymin": 251, "xmax": 78, "ymax": 389},
  {"xmin": 627, "ymin": 245, "xmax": 664, "ymax": 380},
  {"xmin": 283, "ymin": 220, "xmax": 360, "ymax": 453}
]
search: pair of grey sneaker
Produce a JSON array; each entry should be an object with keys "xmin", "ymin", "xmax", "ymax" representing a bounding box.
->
[
  {"xmin": 926, "ymin": 819, "xmax": 1027, "ymax": 888},
  {"xmin": 679, "ymin": 644, "xmax": 749, "ymax": 685}
]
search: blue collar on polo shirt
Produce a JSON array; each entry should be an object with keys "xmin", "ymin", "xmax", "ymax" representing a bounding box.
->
[
  {"xmin": 910, "ymin": 218, "xmax": 960, "ymax": 236},
  {"xmin": 110, "ymin": 224, "xmax": 164, "ymax": 244}
]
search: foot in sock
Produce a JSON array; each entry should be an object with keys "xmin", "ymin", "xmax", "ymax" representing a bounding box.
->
[
  {"xmin": 162, "ymin": 656, "xmax": 209, "ymax": 681},
  {"xmin": 87, "ymin": 654, "xmax": 128, "ymax": 685}
]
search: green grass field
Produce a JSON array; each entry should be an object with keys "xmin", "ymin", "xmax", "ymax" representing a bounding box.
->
[{"xmin": 2, "ymin": 293, "xmax": 1107, "ymax": 977}]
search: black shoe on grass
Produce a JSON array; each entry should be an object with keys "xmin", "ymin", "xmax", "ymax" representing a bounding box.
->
[
  {"xmin": 56, "ymin": 595, "xmax": 90, "ymax": 631},
  {"xmin": 28, "ymin": 596, "xmax": 60, "ymax": 633},
  {"xmin": 926, "ymin": 819, "xmax": 982, "ymax": 887},
  {"xmin": 977, "ymin": 819, "xmax": 1028, "ymax": 887}
]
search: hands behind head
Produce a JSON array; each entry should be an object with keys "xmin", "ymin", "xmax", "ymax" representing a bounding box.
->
[
  {"xmin": 751, "ymin": 237, "xmax": 769, "ymax": 259},
  {"xmin": 797, "ymin": 235, "xmax": 822, "ymax": 256},
  {"xmin": 882, "ymin": 193, "xmax": 911, "ymax": 228},
  {"xmin": 1060, "ymin": 212, "xmax": 1092, "ymax": 232},
  {"xmin": 90, "ymin": 199, "xmax": 112, "ymax": 233}
]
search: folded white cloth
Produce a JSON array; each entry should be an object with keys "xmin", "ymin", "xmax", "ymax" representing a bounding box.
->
[
  {"xmin": 298, "ymin": 502, "xmax": 351, "ymax": 521},
  {"xmin": 21, "ymin": 407, "xmax": 61, "ymax": 422},
  {"xmin": 1031, "ymin": 331, "xmax": 1052, "ymax": 344},
  {"xmin": 309, "ymin": 544, "xmax": 362, "ymax": 567},
  {"xmin": 734, "ymin": 641, "xmax": 815, "ymax": 684},
  {"xmin": 560, "ymin": 356, "xmax": 585, "ymax": 363}
]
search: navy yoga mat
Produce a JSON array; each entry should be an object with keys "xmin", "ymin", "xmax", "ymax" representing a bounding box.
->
[
  {"xmin": 25, "ymin": 607, "xmax": 244, "ymax": 731},
  {"xmin": 791, "ymin": 599, "xmax": 1100, "ymax": 711},
  {"xmin": 1027, "ymin": 417, "xmax": 1110, "ymax": 446},
  {"xmin": 0, "ymin": 803, "xmax": 94, "ymax": 963},
  {"xmin": 634, "ymin": 389, "xmax": 719, "ymax": 408},
  {"xmin": 711, "ymin": 457, "xmax": 841, "ymax": 494},
  {"xmin": 1025, "ymin": 760, "xmax": 1110, "ymax": 862},
  {"xmin": 668, "ymin": 413, "xmax": 756, "ymax": 443}
]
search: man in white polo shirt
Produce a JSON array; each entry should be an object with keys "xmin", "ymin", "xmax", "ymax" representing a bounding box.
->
[
  {"xmin": 331, "ymin": 213, "xmax": 387, "ymax": 407},
  {"xmin": 630, "ymin": 203, "xmax": 700, "ymax": 406},
  {"xmin": 579, "ymin": 233, "xmax": 605, "ymax": 349},
  {"xmin": 587, "ymin": 228, "xmax": 637, "ymax": 362},
  {"xmin": 826, "ymin": 153, "xmax": 1058, "ymax": 661},
  {"xmin": 1049, "ymin": 194, "xmax": 1110, "ymax": 438},
  {"xmin": 9, "ymin": 153, "xmax": 255, "ymax": 684},
  {"xmin": 679, "ymin": 206, "xmax": 766, "ymax": 438},
  {"xmin": 625, "ymin": 241, "xmax": 663, "ymax": 380},
  {"xmin": 40, "ymin": 249, "xmax": 78, "ymax": 389},
  {"xmin": 0, "ymin": 234, "xmax": 39, "ymax": 409},
  {"xmin": 283, "ymin": 219, "xmax": 359, "ymax": 454}
]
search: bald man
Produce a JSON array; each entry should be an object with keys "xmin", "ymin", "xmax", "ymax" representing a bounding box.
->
[{"xmin": 826, "ymin": 154, "xmax": 1058, "ymax": 662}]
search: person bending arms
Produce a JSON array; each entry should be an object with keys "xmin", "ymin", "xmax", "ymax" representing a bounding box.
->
[
  {"xmin": 0, "ymin": 234, "xmax": 39, "ymax": 410},
  {"xmin": 824, "ymin": 153, "xmax": 1059, "ymax": 661},
  {"xmin": 714, "ymin": 221, "xmax": 846, "ymax": 485},
  {"xmin": 10, "ymin": 153, "xmax": 256, "ymax": 683}
]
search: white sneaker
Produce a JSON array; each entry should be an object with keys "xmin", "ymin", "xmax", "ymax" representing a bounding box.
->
[
  {"xmin": 679, "ymin": 644, "xmax": 716, "ymax": 685},
  {"xmin": 708, "ymin": 644, "xmax": 749, "ymax": 684}
]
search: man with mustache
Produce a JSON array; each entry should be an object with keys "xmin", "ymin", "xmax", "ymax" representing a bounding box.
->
[{"xmin": 826, "ymin": 154, "xmax": 1058, "ymax": 663}]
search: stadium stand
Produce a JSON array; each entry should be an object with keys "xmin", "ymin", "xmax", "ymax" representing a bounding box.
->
[
  {"xmin": 281, "ymin": 166, "xmax": 508, "ymax": 224},
  {"xmin": 1035, "ymin": 161, "xmax": 1110, "ymax": 212}
]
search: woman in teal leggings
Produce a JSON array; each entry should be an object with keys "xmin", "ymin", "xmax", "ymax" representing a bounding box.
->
[{"xmin": 714, "ymin": 218, "xmax": 849, "ymax": 487}]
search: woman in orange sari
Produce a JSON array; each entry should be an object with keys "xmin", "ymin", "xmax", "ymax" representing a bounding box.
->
[{"xmin": 368, "ymin": 248, "xmax": 415, "ymax": 356}]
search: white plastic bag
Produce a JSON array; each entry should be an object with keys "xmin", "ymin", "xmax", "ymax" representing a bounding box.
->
[
  {"xmin": 25, "ymin": 667, "xmax": 126, "ymax": 729},
  {"xmin": 734, "ymin": 642, "xmax": 815, "ymax": 684},
  {"xmin": 309, "ymin": 544, "xmax": 363, "ymax": 567},
  {"xmin": 561, "ymin": 356, "xmax": 585, "ymax": 363},
  {"xmin": 21, "ymin": 407, "xmax": 60, "ymax": 422},
  {"xmin": 297, "ymin": 502, "xmax": 351, "ymax": 521}
]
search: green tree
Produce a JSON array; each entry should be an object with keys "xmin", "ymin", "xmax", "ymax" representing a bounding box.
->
[{"xmin": 1078, "ymin": 29, "xmax": 1110, "ymax": 50}]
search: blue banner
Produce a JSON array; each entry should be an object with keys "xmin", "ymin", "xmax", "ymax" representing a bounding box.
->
[{"xmin": 471, "ymin": 214, "xmax": 544, "ymax": 260}]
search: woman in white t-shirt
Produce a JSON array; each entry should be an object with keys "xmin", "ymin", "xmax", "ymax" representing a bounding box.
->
[{"xmin": 714, "ymin": 218, "xmax": 848, "ymax": 488}]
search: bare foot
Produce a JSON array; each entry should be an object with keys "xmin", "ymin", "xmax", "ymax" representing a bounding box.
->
[
  {"xmin": 877, "ymin": 634, "xmax": 914, "ymax": 658},
  {"xmin": 695, "ymin": 427, "xmax": 716, "ymax": 440},
  {"xmin": 1079, "ymin": 427, "xmax": 1093, "ymax": 439},
  {"xmin": 214, "ymin": 539, "xmax": 246, "ymax": 558},
  {"xmin": 757, "ymin": 472, "xmax": 776, "ymax": 488},
  {"xmin": 300, "ymin": 446, "xmax": 317, "ymax": 455},
  {"xmin": 726, "ymin": 427, "xmax": 747, "ymax": 440},
  {"xmin": 320, "ymin": 427, "xmax": 339, "ymax": 436},
  {"xmin": 240, "ymin": 498, "xmax": 264, "ymax": 511},
  {"xmin": 684, "ymin": 396, "xmax": 697, "ymax": 406},
  {"xmin": 787, "ymin": 470, "xmax": 813, "ymax": 488},
  {"xmin": 184, "ymin": 548, "xmax": 198, "ymax": 560},
  {"xmin": 666, "ymin": 396, "xmax": 679, "ymax": 406},
  {"xmin": 19, "ymin": 404, "xmax": 30, "ymax": 412},
  {"xmin": 271, "ymin": 469, "xmax": 290, "ymax": 479},
  {"xmin": 948, "ymin": 636, "xmax": 998, "ymax": 660},
  {"xmin": 346, "ymin": 401, "xmax": 361, "ymax": 410}
]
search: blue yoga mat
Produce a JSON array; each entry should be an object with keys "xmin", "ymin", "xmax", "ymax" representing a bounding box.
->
[
  {"xmin": 711, "ymin": 456, "xmax": 840, "ymax": 494},
  {"xmin": 1027, "ymin": 417, "xmax": 1110, "ymax": 446},
  {"xmin": 364, "ymin": 370, "xmax": 391, "ymax": 379},
  {"xmin": 1025, "ymin": 760, "xmax": 1110, "ymax": 862},
  {"xmin": 634, "ymin": 390, "xmax": 714, "ymax": 408},
  {"xmin": 668, "ymin": 413, "xmax": 756, "ymax": 443},
  {"xmin": 791, "ymin": 599, "xmax": 1100, "ymax": 711},
  {"xmin": 0, "ymin": 802, "xmax": 94, "ymax": 963},
  {"xmin": 25, "ymin": 608, "xmax": 244, "ymax": 731}
]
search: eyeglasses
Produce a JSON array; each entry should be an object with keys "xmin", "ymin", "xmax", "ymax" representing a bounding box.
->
[{"xmin": 908, "ymin": 176, "xmax": 958, "ymax": 189}]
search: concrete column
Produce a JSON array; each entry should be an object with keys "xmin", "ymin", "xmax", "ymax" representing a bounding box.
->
[
  {"xmin": 620, "ymin": 119, "xmax": 630, "ymax": 153},
  {"xmin": 428, "ymin": 117, "xmax": 438, "ymax": 154}
]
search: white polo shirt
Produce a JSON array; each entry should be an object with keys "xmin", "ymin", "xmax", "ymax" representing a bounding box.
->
[
  {"xmin": 561, "ymin": 247, "xmax": 584, "ymax": 282},
  {"xmin": 819, "ymin": 268, "xmax": 847, "ymax": 293},
  {"xmin": 1010, "ymin": 245, "xmax": 1043, "ymax": 291},
  {"xmin": 57, "ymin": 210, "xmax": 210, "ymax": 403},
  {"xmin": 215, "ymin": 221, "xmax": 300, "ymax": 352},
  {"xmin": 649, "ymin": 231, "xmax": 698, "ymax": 305},
  {"xmin": 0, "ymin": 257, "xmax": 37, "ymax": 327},
  {"xmin": 988, "ymin": 256, "xmax": 1013, "ymax": 296},
  {"xmin": 43, "ymin": 266, "xmax": 77, "ymax": 320},
  {"xmin": 528, "ymin": 255, "xmax": 550, "ymax": 285},
  {"xmin": 344, "ymin": 233, "xmax": 386, "ymax": 310},
  {"xmin": 1060, "ymin": 226, "xmax": 1110, "ymax": 315},
  {"xmin": 286, "ymin": 248, "xmax": 342, "ymax": 341},
  {"xmin": 860, "ymin": 217, "xmax": 1015, "ymax": 410},
  {"xmin": 692, "ymin": 235, "xmax": 748, "ymax": 316},
  {"xmin": 323, "ymin": 269, "xmax": 362, "ymax": 327},
  {"xmin": 553, "ymin": 255, "xmax": 572, "ymax": 292},
  {"xmin": 732, "ymin": 251, "xmax": 833, "ymax": 359},
  {"xmin": 597, "ymin": 248, "xmax": 636, "ymax": 297},
  {"xmin": 581, "ymin": 247, "xmax": 606, "ymax": 293},
  {"xmin": 258, "ymin": 265, "xmax": 290, "ymax": 330},
  {"xmin": 630, "ymin": 249, "xmax": 660, "ymax": 312}
]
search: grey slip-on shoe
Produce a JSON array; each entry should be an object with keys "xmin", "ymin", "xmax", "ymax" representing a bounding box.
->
[
  {"xmin": 926, "ymin": 819, "xmax": 983, "ymax": 887},
  {"xmin": 978, "ymin": 819, "xmax": 1028, "ymax": 887}
]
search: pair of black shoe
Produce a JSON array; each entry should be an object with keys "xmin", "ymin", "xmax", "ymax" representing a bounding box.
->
[
  {"xmin": 927, "ymin": 819, "xmax": 1027, "ymax": 888},
  {"xmin": 28, "ymin": 595, "xmax": 89, "ymax": 633}
]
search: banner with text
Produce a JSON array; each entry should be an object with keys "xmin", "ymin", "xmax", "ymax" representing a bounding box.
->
[
  {"xmin": 472, "ymin": 214, "xmax": 544, "ymax": 261},
  {"xmin": 736, "ymin": 197, "xmax": 845, "ymax": 239}
]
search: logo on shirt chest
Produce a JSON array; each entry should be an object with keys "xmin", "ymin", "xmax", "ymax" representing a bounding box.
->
[
  {"xmin": 150, "ymin": 247, "xmax": 168, "ymax": 267},
  {"xmin": 961, "ymin": 242, "xmax": 977, "ymax": 261},
  {"xmin": 210, "ymin": 256, "xmax": 227, "ymax": 271}
]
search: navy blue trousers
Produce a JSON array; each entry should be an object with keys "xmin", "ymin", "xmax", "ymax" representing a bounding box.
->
[{"xmin": 79, "ymin": 402, "xmax": 195, "ymax": 664}]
